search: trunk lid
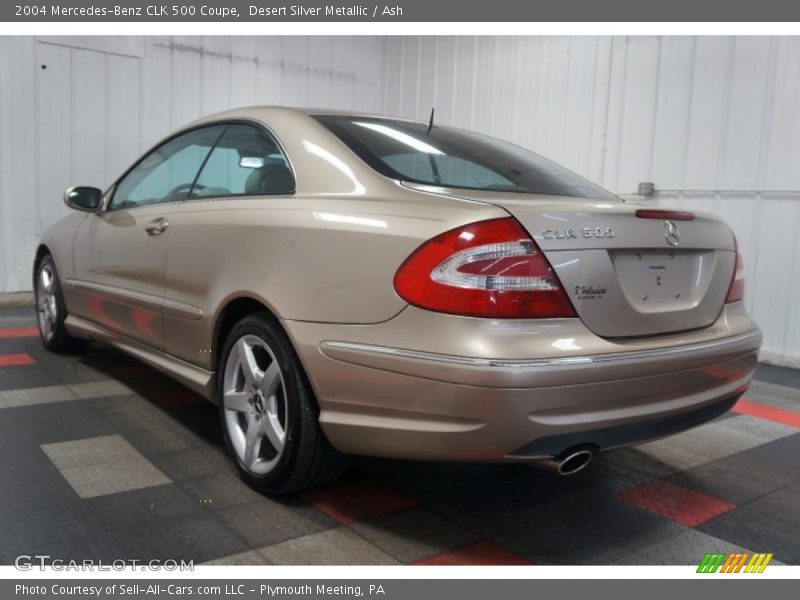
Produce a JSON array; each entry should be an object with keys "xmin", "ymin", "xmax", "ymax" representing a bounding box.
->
[{"xmin": 410, "ymin": 186, "xmax": 736, "ymax": 338}]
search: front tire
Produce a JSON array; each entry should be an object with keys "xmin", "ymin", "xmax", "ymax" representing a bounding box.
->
[
  {"xmin": 34, "ymin": 254, "xmax": 86, "ymax": 353},
  {"xmin": 218, "ymin": 313, "xmax": 347, "ymax": 494}
]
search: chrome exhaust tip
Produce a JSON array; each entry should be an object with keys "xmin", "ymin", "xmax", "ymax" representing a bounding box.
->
[
  {"xmin": 535, "ymin": 448, "xmax": 593, "ymax": 476},
  {"xmin": 557, "ymin": 449, "xmax": 593, "ymax": 475}
]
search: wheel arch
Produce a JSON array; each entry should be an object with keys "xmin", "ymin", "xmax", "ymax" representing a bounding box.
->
[
  {"xmin": 212, "ymin": 294, "xmax": 284, "ymax": 369},
  {"xmin": 32, "ymin": 244, "xmax": 52, "ymax": 285},
  {"xmin": 211, "ymin": 294, "xmax": 324, "ymax": 414}
]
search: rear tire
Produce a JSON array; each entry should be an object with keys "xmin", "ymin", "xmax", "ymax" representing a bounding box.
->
[
  {"xmin": 218, "ymin": 312, "xmax": 348, "ymax": 495},
  {"xmin": 34, "ymin": 254, "xmax": 87, "ymax": 353}
]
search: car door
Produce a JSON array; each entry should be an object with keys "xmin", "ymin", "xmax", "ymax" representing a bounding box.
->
[
  {"xmin": 70, "ymin": 125, "xmax": 226, "ymax": 349},
  {"xmin": 161, "ymin": 123, "xmax": 296, "ymax": 366}
]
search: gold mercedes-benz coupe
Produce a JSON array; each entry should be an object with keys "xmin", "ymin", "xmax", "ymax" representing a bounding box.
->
[{"xmin": 34, "ymin": 106, "xmax": 761, "ymax": 493}]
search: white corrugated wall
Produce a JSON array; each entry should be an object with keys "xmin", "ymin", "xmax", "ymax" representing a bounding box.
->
[
  {"xmin": 1, "ymin": 35, "xmax": 798, "ymax": 367},
  {"xmin": 383, "ymin": 36, "xmax": 800, "ymax": 368},
  {"xmin": 0, "ymin": 35, "xmax": 386, "ymax": 293}
]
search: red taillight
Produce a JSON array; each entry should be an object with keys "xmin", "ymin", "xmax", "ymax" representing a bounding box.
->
[
  {"xmin": 394, "ymin": 218, "xmax": 576, "ymax": 318},
  {"xmin": 635, "ymin": 209, "xmax": 695, "ymax": 221},
  {"xmin": 726, "ymin": 236, "xmax": 745, "ymax": 303}
]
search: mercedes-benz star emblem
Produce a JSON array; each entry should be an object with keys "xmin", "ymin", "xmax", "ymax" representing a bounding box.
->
[{"xmin": 664, "ymin": 220, "xmax": 680, "ymax": 246}]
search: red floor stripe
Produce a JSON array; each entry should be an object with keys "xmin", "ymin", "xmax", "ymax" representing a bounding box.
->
[
  {"xmin": 0, "ymin": 327, "xmax": 39, "ymax": 339},
  {"xmin": 302, "ymin": 479, "xmax": 417, "ymax": 525},
  {"xmin": 413, "ymin": 541, "xmax": 530, "ymax": 566},
  {"xmin": 0, "ymin": 352, "xmax": 36, "ymax": 366},
  {"xmin": 616, "ymin": 480, "xmax": 735, "ymax": 527},
  {"xmin": 733, "ymin": 399, "xmax": 800, "ymax": 429}
]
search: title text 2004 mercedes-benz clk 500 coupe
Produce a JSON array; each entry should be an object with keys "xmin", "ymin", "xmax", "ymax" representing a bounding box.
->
[{"xmin": 34, "ymin": 107, "xmax": 761, "ymax": 493}]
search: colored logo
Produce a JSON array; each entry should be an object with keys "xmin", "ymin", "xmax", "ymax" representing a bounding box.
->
[{"xmin": 697, "ymin": 552, "xmax": 773, "ymax": 573}]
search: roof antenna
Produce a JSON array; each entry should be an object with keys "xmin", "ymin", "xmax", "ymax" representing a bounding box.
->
[{"xmin": 426, "ymin": 107, "xmax": 435, "ymax": 135}]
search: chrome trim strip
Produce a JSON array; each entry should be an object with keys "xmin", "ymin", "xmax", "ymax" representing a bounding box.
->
[
  {"xmin": 66, "ymin": 279, "xmax": 203, "ymax": 320},
  {"xmin": 65, "ymin": 278, "xmax": 163, "ymax": 313},
  {"xmin": 320, "ymin": 329, "xmax": 761, "ymax": 369}
]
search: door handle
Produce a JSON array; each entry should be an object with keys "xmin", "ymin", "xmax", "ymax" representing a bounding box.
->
[{"xmin": 145, "ymin": 218, "xmax": 169, "ymax": 236}]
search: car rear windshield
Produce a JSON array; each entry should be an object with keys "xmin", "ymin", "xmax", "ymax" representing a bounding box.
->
[{"xmin": 312, "ymin": 115, "xmax": 617, "ymax": 200}]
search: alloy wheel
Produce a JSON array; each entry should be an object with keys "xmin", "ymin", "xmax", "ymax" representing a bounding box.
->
[
  {"xmin": 36, "ymin": 264, "xmax": 58, "ymax": 342},
  {"xmin": 222, "ymin": 335, "xmax": 288, "ymax": 475}
]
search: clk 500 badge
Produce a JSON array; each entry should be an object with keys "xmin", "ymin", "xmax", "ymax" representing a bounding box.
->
[{"xmin": 543, "ymin": 226, "xmax": 615, "ymax": 240}]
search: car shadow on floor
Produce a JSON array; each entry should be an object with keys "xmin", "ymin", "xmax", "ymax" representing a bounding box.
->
[{"xmin": 76, "ymin": 341, "xmax": 223, "ymax": 447}]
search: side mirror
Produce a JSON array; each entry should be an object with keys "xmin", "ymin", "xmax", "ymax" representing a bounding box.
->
[{"xmin": 63, "ymin": 186, "xmax": 103, "ymax": 212}]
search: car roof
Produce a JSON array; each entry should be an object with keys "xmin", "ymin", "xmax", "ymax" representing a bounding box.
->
[{"xmin": 189, "ymin": 105, "xmax": 427, "ymax": 127}]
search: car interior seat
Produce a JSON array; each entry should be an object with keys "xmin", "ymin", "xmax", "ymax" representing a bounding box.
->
[{"xmin": 244, "ymin": 164, "xmax": 295, "ymax": 195}]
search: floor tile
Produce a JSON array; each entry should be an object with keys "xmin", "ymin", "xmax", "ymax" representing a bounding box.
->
[
  {"xmin": 748, "ymin": 433, "xmax": 800, "ymax": 468},
  {"xmin": 614, "ymin": 529, "xmax": 752, "ymax": 565},
  {"xmin": 0, "ymin": 363, "xmax": 68, "ymax": 391},
  {"xmin": 152, "ymin": 446, "xmax": 233, "ymax": 482},
  {"xmin": 41, "ymin": 435, "xmax": 171, "ymax": 498},
  {"xmin": 746, "ymin": 380, "xmax": 800, "ymax": 411},
  {"xmin": 754, "ymin": 363, "xmax": 800, "ymax": 390},
  {"xmin": 13, "ymin": 400, "xmax": 116, "ymax": 444},
  {"xmin": 84, "ymin": 483, "xmax": 205, "ymax": 529},
  {"xmin": 302, "ymin": 478, "xmax": 417, "ymax": 525},
  {"xmin": 258, "ymin": 528, "xmax": 399, "ymax": 565},
  {"xmin": 110, "ymin": 513, "xmax": 249, "ymax": 563},
  {"xmin": 448, "ymin": 490, "xmax": 679, "ymax": 565},
  {"xmin": 669, "ymin": 449, "xmax": 800, "ymax": 504},
  {"xmin": 177, "ymin": 471, "xmax": 265, "ymax": 510},
  {"xmin": 669, "ymin": 462, "xmax": 781, "ymax": 505},
  {"xmin": 202, "ymin": 550, "xmax": 268, "ymax": 566},
  {"xmin": 0, "ymin": 380, "xmax": 131, "ymax": 409},
  {"xmin": 732, "ymin": 399, "xmax": 800, "ymax": 429},
  {"xmin": 413, "ymin": 540, "xmax": 530, "ymax": 565},
  {"xmin": 350, "ymin": 507, "xmax": 479, "ymax": 564},
  {"xmin": 0, "ymin": 352, "xmax": 35, "ymax": 366},
  {"xmin": 0, "ymin": 384, "xmax": 76, "ymax": 409},
  {"xmin": 216, "ymin": 497, "xmax": 336, "ymax": 548},
  {"xmin": 69, "ymin": 380, "xmax": 133, "ymax": 399},
  {"xmin": 484, "ymin": 518, "xmax": 633, "ymax": 565},
  {"xmin": 616, "ymin": 480, "xmax": 736, "ymax": 527},
  {"xmin": 606, "ymin": 414, "xmax": 795, "ymax": 475},
  {"xmin": 0, "ymin": 327, "xmax": 39, "ymax": 339},
  {"xmin": 698, "ymin": 507, "xmax": 800, "ymax": 564},
  {"xmin": 744, "ymin": 489, "xmax": 800, "ymax": 527}
]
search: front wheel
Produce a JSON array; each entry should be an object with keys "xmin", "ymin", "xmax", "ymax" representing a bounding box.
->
[
  {"xmin": 34, "ymin": 255, "xmax": 86, "ymax": 353},
  {"xmin": 218, "ymin": 313, "xmax": 347, "ymax": 494}
]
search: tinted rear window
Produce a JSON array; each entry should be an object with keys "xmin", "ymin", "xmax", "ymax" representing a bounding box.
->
[{"xmin": 313, "ymin": 115, "xmax": 616, "ymax": 200}]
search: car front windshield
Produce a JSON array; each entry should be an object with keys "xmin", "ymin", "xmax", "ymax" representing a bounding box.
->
[{"xmin": 313, "ymin": 115, "xmax": 617, "ymax": 200}]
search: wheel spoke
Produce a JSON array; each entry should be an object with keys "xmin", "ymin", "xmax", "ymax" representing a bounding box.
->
[
  {"xmin": 260, "ymin": 360, "xmax": 281, "ymax": 397},
  {"xmin": 243, "ymin": 416, "xmax": 262, "ymax": 469},
  {"xmin": 41, "ymin": 315, "xmax": 52, "ymax": 338},
  {"xmin": 47, "ymin": 297, "xmax": 57, "ymax": 322},
  {"xmin": 223, "ymin": 390, "xmax": 250, "ymax": 413},
  {"xmin": 236, "ymin": 338, "xmax": 263, "ymax": 387},
  {"xmin": 40, "ymin": 269, "xmax": 53, "ymax": 293},
  {"xmin": 262, "ymin": 398, "xmax": 285, "ymax": 452}
]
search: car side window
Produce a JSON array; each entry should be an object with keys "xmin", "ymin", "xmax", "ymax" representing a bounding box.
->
[
  {"xmin": 110, "ymin": 126, "xmax": 225, "ymax": 210},
  {"xmin": 190, "ymin": 124, "xmax": 295, "ymax": 198}
]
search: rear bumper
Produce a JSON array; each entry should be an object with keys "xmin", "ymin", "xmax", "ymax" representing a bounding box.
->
[{"xmin": 283, "ymin": 303, "xmax": 761, "ymax": 462}]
